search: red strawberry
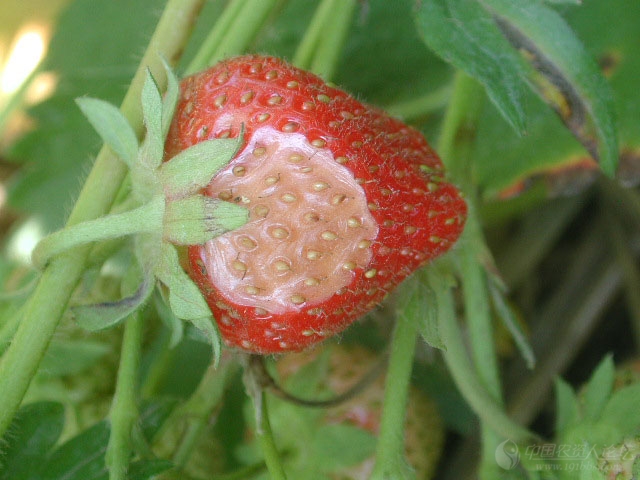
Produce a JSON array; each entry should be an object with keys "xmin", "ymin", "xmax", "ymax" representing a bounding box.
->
[{"xmin": 164, "ymin": 55, "xmax": 466, "ymax": 354}]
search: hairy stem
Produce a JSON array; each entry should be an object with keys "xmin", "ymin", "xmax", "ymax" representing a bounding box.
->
[
  {"xmin": 0, "ymin": 0, "xmax": 206, "ymax": 437},
  {"xmin": 186, "ymin": 0, "xmax": 281, "ymax": 74},
  {"xmin": 370, "ymin": 313, "xmax": 420, "ymax": 479},
  {"xmin": 106, "ymin": 309, "xmax": 144, "ymax": 480},
  {"xmin": 32, "ymin": 196, "xmax": 164, "ymax": 270},
  {"xmin": 432, "ymin": 270, "xmax": 533, "ymax": 441},
  {"xmin": 293, "ymin": 0, "xmax": 357, "ymax": 81}
]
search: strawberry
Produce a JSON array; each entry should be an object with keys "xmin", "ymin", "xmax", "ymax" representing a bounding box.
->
[
  {"xmin": 164, "ymin": 55, "xmax": 466, "ymax": 354},
  {"xmin": 275, "ymin": 344, "xmax": 444, "ymax": 479}
]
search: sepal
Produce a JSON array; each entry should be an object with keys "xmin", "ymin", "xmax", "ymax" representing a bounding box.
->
[
  {"xmin": 159, "ymin": 134, "xmax": 243, "ymax": 199},
  {"xmin": 76, "ymin": 97, "xmax": 139, "ymax": 168},
  {"xmin": 72, "ymin": 271, "xmax": 154, "ymax": 331},
  {"xmin": 163, "ymin": 194, "xmax": 249, "ymax": 245}
]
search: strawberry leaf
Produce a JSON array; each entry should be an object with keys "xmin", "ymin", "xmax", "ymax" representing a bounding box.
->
[
  {"xmin": 581, "ymin": 354, "xmax": 614, "ymax": 422},
  {"xmin": 554, "ymin": 377, "xmax": 579, "ymax": 434},
  {"xmin": 140, "ymin": 69, "xmax": 164, "ymax": 168},
  {"xmin": 75, "ymin": 97, "xmax": 139, "ymax": 168},
  {"xmin": 478, "ymin": 0, "xmax": 619, "ymax": 175},
  {"xmin": 160, "ymin": 135, "xmax": 243, "ymax": 198},
  {"xmin": 71, "ymin": 274, "xmax": 154, "ymax": 331},
  {"xmin": 0, "ymin": 402, "xmax": 64, "ymax": 480},
  {"xmin": 414, "ymin": 0, "xmax": 529, "ymax": 134}
]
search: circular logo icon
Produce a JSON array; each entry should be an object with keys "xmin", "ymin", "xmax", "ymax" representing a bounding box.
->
[{"xmin": 495, "ymin": 439, "xmax": 520, "ymax": 470}]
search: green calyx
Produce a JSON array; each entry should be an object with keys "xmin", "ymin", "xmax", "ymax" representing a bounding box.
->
[{"xmin": 31, "ymin": 60, "xmax": 247, "ymax": 362}]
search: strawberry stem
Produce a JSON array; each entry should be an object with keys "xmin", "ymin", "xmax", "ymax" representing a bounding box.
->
[
  {"xmin": 0, "ymin": 0, "xmax": 206, "ymax": 438},
  {"xmin": 106, "ymin": 269, "xmax": 144, "ymax": 480},
  {"xmin": 185, "ymin": 0, "xmax": 282, "ymax": 75},
  {"xmin": 31, "ymin": 196, "xmax": 165, "ymax": 270},
  {"xmin": 370, "ymin": 306, "xmax": 420, "ymax": 479},
  {"xmin": 385, "ymin": 84, "xmax": 452, "ymax": 123},
  {"xmin": 257, "ymin": 392, "xmax": 289, "ymax": 480},
  {"xmin": 431, "ymin": 269, "xmax": 533, "ymax": 441},
  {"xmin": 292, "ymin": 0, "xmax": 357, "ymax": 80}
]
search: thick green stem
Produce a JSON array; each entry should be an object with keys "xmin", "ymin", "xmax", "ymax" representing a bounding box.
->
[
  {"xmin": 293, "ymin": 0, "xmax": 357, "ymax": 81},
  {"xmin": 432, "ymin": 271, "xmax": 533, "ymax": 441},
  {"xmin": 292, "ymin": 0, "xmax": 338, "ymax": 70},
  {"xmin": 185, "ymin": 0, "xmax": 281, "ymax": 74},
  {"xmin": 370, "ymin": 314, "xmax": 420, "ymax": 479},
  {"xmin": 185, "ymin": 0, "xmax": 246, "ymax": 74},
  {"xmin": 257, "ymin": 393, "xmax": 288, "ymax": 480},
  {"xmin": 32, "ymin": 195, "xmax": 164, "ymax": 270},
  {"xmin": 0, "ymin": 0, "xmax": 206, "ymax": 438},
  {"xmin": 106, "ymin": 310, "xmax": 144, "ymax": 480}
]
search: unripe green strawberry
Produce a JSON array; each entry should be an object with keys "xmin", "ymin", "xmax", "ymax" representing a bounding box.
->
[{"xmin": 276, "ymin": 344, "xmax": 444, "ymax": 479}]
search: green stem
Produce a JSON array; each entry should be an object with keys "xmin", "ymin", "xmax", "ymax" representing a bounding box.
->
[
  {"xmin": 432, "ymin": 271, "xmax": 533, "ymax": 441},
  {"xmin": 370, "ymin": 313, "xmax": 420, "ymax": 479},
  {"xmin": 186, "ymin": 0, "xmax": 281, "ymax": 74},
  {"xmin": 168, "ymin": 359, "xmax": 238, "ymax": 468},
  {"xmin": 106, "ymin": 311, "xmax": 144, "ymax": 480},
  {"xmin": 385, "ymin": 85, "xmax": 452, "ymax": 122},
  {"xmin": 309, "ymin": 0, "xmax": 357, "ymax": 81},
  {"xmin": 184, "ymin": 0, "xmax": 246, "ymax": 74},
  {"xmin": 292, "ymin": 0, "xmax": 357, "ymax": 81},
  {"xmin": 32, "ymin": 195, "xmax": 164, "ymax": 270},
  {"xmin": 0, "ymin": 0, "xmax": 206, "ymax": 438},
  {"xmin": 292, "ymin": 0, "xmax": 338, "ymax": 70},
  {"xmin": 257, "ymin": 393, "xmax": 288, "ymax": 480}
]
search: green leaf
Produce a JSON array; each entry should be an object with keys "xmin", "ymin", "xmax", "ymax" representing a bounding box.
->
[
  {"xmin": 554, "ymin": 377, "xmax": 579, "ymax": 434},
  {"xmin": 160, "ymin": 136, "xmax": 243, "ymax": 199},
  {"xmin": 140, "ymin": 69, "xmax": 164, "ymax": 168},
  {"xmin": 41, "ymin": 339, "xmax": 111, "ymax": 376},
  {"xmin": 76, "ymin": 97, "xmax": 139, "ymax": 168},
  {"xmin": 581, "ymin": 354, "xmax": 614, "ymax": 422},
  {"xmin": 489, "ymin": 280, "xmax": 535, "ymax": 369},
  {"xmin": 314, "ymin": 424, "xmax": 377, "ymax": 472},
  {"xmin": 72, "ymin": 275, "xmax": 155, "ymax": 331},
  {"xmin": 40, "ymin": 421, "xmax": 110, "ymax": 480},
  {"xmin": 596, "ymin": 382, "xmax": 640, "ymax": 443},
  {"xmin": 414, "ymin": 0, "xmax": 529, "ymax": 133},
  {"xmin": 0, "ymin": 402, "xmax": 64, "ymax": 480},
  {"xmin": 478, "ymin": 0, "xmax": 618, "ymax": 175},
  {"xmin": 397, "ymin": 271, "xmax": 444, "ymax": 350},
  {"xmin": 139, "ymin": 398, "xmax": 180, "ymax": 441}
]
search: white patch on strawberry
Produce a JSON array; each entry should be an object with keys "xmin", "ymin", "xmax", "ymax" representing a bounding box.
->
[{"xmin": 200, "ymin": 127, "xmax": 378, "ymax": 314}]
